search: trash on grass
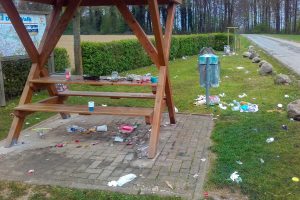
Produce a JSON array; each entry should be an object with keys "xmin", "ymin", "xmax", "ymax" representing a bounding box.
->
[
  {"xmin": 108, "ymin": 174, "xmax": 137, "ymax": 187},
  {"xmin": 175, "ymin": 107, "xmax": 179, "ymax": 113},
  {"xmin": 260, "ymin": 158, "xmax": 265, "ymax": 164},
  {"xmin": 101, "ymin": 104, "xmax": 108, "ymax": 107},
  {"xmin": 219, "ymin": 93, "xmax": 226, "ymax": 97},
  {"xmin": 292, "ymin": 177, "xmax": 299, "ymax": 182},
  {"xmin": 282, "ymin": 125, "xmax": 288, "ymax": 131},
  {"xmin": 219, "ymin": 104, "xmax": 227, "ymax": 110},
  {"xmin": 236, "ymin": 66, "xmax": 244, "ymax": 70},
  {"xmin": 165, "ymin": 181, "xmax": 174, "ymax": 190},
  {"xmin": 284, "ymin": 95, "xmax": 290, "ymax": 98},
  {"xmin": 194, "ymin": 95, "xmax": 220, "ymax": 106},
  {"xmin": 238, "ymin": 93, "xmax": 247, "ymax": 98},
  {"xmin": 230, "ymin": 171, "xmax": 242, "ymax": 183},
  {"xmin": 96, "ymin": 125, "xmax": 108, "ymax": 132},
  {"xmin": 236, "ymin": 161, "xmax": 243, "ymax": 165},
  {"xmin": 266, "ymin": 137, "xmax": 275, "ymax": 143},
  {"xmin": 277, "ymin": 104, "xmax": 283, "ymax": 108}
]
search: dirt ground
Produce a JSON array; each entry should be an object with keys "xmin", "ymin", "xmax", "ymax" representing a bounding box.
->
[{"xmin": 57, "ymin": 35, "xmax": 138, "ymax": 69}]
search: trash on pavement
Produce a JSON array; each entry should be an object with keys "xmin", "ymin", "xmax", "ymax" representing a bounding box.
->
[
  {"xmin": 119, "ymin": 125, "xmax": 135, "ymax": 133},
  {"xmin": 201, "ymin": 158, "xmax": 206, "ymax": 162},
  {"xmin": 108, "ymin": 174, "xmax": 137, "ymax": 187},
  {"xmin": 55, "ymin": 143, "xmax": 65, "ymax": 148},
  {"xmin": 96, "ymin": 125, "xmax": 108, "ymax": 132},
  {"xmin": 27, "ymin": 169, "xmax": 35, "ymax": 175},
  {"xmin": 101, "ymin": 104, "xmax": 108, "ymax": 107},
  {"xmin": 230, "ymin": 171, "xmax": 242, "ymax": 183},
  {"xmin": 136, "ymin": 144, "xmax": 149, "ymax": 158},
  {"xmin": 165, "ymin": 181, "xmax": 174, "ymax": 190},
  {"xmin": 66, "ymin": 125, "xmax": 86, "ymax": 133},
  {"xmin": 114, "ymin": 136, "xmax": 124, "ymax": 142},
  {"xmin": 193, "ymin": 174, "xmax": 199, "ymax": 178},
  {"xmin": 266, "ymin": 137, "xmax": 275, "ymax": 143},
  {"xmin": 292, "ymin": 177, "xmax": 299, "ymax": 182}
]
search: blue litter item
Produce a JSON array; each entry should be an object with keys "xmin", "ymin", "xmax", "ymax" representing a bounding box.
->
[{"xmin": 198, "ymin": 54, "xmax": 220, "ymax": 88}]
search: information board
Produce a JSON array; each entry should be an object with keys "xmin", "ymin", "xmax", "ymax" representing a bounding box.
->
[{"xmin": 0, "ymin": 13, "xmax": 46, "ymax": 57}]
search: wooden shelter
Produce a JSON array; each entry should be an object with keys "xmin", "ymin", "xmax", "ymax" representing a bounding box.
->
[{"xmin": 0, "ymin": 0, "xmax": 181, "ymax": 158}]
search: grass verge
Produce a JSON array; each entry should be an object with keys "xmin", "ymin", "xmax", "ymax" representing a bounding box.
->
[{"xmin": 266, "ymin": 34, "xmax": 300, "ymax": 43}]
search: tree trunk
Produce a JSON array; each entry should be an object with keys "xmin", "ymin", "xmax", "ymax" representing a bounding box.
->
[{"xmin": 73, "ymin": 8, "xmax": 83, "ymax": 75}]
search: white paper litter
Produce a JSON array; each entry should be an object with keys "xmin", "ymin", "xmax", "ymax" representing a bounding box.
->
[
  {"xmin": 219, "ymin": 93, "xmax": 226, "ymax": 97},
  {"xmin": 175, "ymin": 107, "xmax": 179, "ymax": 113},
  {"xmin": 277, "ymin": 104, "xmax": 283, "ymax": 108},
  {"xmin": 230, "ymin": 171, "xmax": 242, "ymax": 183},
  {"xmin": 236, "ymin": 66, "xmax": 244, "ymax": 70},
  {"xmin": 114, "ymin": 136, "xmax": 124, "ymax": 142},
  {"xmin": 266, "ymin": 137, "xmax": 274, "ymax": 143},
  {"xmin": 219, "ymin": 104, "xmax": 227, "ymax": 110},
  {"xmin": 236, "ymin": 161, "xmax": 243, "ymax": 165},
  {"xmin": 284, "ymin": 95, "xmax": 289, "ymax": 98},
  {"xmin": 108, "ymin": 174, "xmax": 137, "ymax": 187},
  {"xmin": 260, "ymin": 158, "xmax": 265, "ymax": 164},
  {"xmin": 200, "ymin": 158, "xmax": 206, "ymax": 162},
  {"xmin": 238, "ymin": 93, "xmax": 247, "ymax": 98}
]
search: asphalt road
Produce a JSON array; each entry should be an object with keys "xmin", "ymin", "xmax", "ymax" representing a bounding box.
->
[{"xmin": 244, "ymin": 34, "xmax": 300, "ymax": 75}]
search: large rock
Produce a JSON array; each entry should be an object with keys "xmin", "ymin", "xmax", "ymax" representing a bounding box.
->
[
  {"xmin": 248, "ymin": 45, "xmax": 255, "ymax": 53},
  {"xmin": 258, "ymin": 60, "xmax": 267, "ymax": 67},
  {"xmin": 274, "ymin": 74, "xmax": 292, "ymax": 85},
  {"xmin": 260, "ymin": 62, "xmax": 273, "ymax": 75},
  {"xmin": 243, "ymin": 52, "xmax": 251, "ymax": 58},
  {"xmin": 288, "ymin": 99, "xmax": 300, "ymax": 120},
  {"xmin": 252, "ymin": 57, "xmax": 261, "ymax": 63},
  {"xmin": 249, "ymin": 52, "xmax": 259, "ymax": 59}
]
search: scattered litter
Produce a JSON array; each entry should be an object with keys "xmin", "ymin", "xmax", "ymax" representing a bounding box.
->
[
  {"xmin": 174, "ymin": 75, "xmax": 178, "ymax": 79},
  {"xmin": 96, "ymin": 125, "xmax": 108, "ymax": 132},
  {"xmin": 27, "ymin": 169, "xmax": 34, "ymax": 175},
  {"xmin": 119, "ymin": 125, "xmax": 135, "ymax": 133},
  {"xmin": 175, "ymin": 107, "xmax": 179, "ymax": 113},
  {"xmin": 108, "ymin": 174, "xmax": 137, "ymax": 187},
  {"xmin": 55, "ymin": 143, "xmax": 65, "ymax": 148},
  {"xmin": 236, "ymin": 66, "xmax": 244, "ymax": 70},
  {"xmin": 219, "ymin": 104, "xmax": 227, "ymax": 110},
  {"xmin": 136, "ymin": 144, "xmax": 149, "ymax": 158},
  {"xmin": 75, "ymin": 140, "xmax": 80, "ymax": 143},
  {"xmin": 92, "ymin": 142, "xmax": 100, "ymax": 146},
  {"xmin": 25, "ymin": 122, "xmax": 30, "ymax": 125},
  {"xmin": 284, "ymin": 95, "xmax": 290, "ymax": 98},
  {"xmin": 266, "ymin": 137, "xmax": 275, "ymax": 143},
  {"xmin": 277, "ymin": 104, "xmax": 283, "ymax": 108},
  {"xmin": 260, "ymin": 158, "xmax": 265, "ymax": 164},
  {"xmin": 204, "ymin": 192, "xmax": 209, "ymax": 199},
  {"xmin": 193, "ymin": 174, "xmax": 199, "ymax": 178},
  {"xmin": 245, "ymin": 70, "xmax": 250, "ymax": 74},
  {"xmin": 32, "ymin": 128, "xmax": 52, "ymax": 139},
  {"xmin": 35, "ymin": 118, "xmax": 40, "ymax": 120},
  {"xmin": 200, "ymin": 158, "xmax": 206, "ymax": 162},
  {"xmin": 230, "ymin": 171, "xmax": 242, "ymax": 183},
  {"xmin": 182, "ymin": 56, "xmax": 187, "ymax": 60},
  {"xmin": 238, "ymin": 93, "xmax": 247, "ymax": 98},
  {"xmin": 66, "ymin": 125, "xmax": 86, "ymax": 133},
  {"xmin": 236, "ymin": 161, "xmax": 243, "ymax": 165},
  {"xmin": 292, "ymin": 177, "xmax": 299, "ymax": 182},
  {"xmin": 224, "ymin": 76, "xmax": 229, "ymax": 78},
  {"xmin": 165, "ymin": 181, "xmax": 174, "ymax": 190},
  {"xmin": 290, "ymin": 118, "xmax": 295, "ymax": 121},
  {"xmin": 282, "ymin": 125, "xmax": 288, "ymax": 131},
  {"xmin": 101, "ymin": 104, "xmax": 108, "ymax": 107},
  {"xmin": 114, "ymin": 136, "xmax": 124, "ymax": 142},
  {"xmin": 194, "ymin": 95, "xmax": 220, "ymax": 106},
  {"xmin": 219, "ymin": 93, "xmax": 226, "ymax": 97}
]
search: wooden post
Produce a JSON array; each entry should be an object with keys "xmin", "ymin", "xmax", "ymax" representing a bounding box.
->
[
  {"xmin": 73, "ymin": 7, "xmax": 83, "ymax": 75},
  {"xmin": 0, "ymin": 57, "xmax": 6, "ymax": 107}
]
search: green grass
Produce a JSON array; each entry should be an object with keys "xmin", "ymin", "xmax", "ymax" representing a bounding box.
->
[
  {"xmin": 1, "ymin": 36, "xmax": 300, "ymax": 199},
  {"xmin": 266, "ymin": 34, "xmax": 300, "ymax": 43}
]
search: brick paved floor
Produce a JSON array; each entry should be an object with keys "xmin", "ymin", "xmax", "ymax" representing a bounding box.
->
[{"xmin": 0, "ymin": 113, "xmax": 213, "ymax": 199}]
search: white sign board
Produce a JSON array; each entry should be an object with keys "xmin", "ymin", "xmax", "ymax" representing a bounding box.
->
[{"xmin": 0, "ymin": 13, "xmax": 46, "ymax": 57}]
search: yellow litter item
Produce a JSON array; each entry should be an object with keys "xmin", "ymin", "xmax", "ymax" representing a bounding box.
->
[{"xmin": 292, "ymin": 177, "xmax": 299, "ymax": 182}]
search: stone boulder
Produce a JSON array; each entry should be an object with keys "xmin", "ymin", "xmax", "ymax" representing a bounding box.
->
[
  {"xmin": 260, "ymin": 62, "xmax": 273, "ymax": 75},
  {"xmin": 249, "ymin": 52, "xmax": 259, "ymax": 59},
  {"xmin": 288, "ymin": 99, "xmax": 300, "ymax": 120},
  {"xmin": 248, "ymin": 45, "xmax": 255, "ymax": 53},
  {"xmin": 258, "ymin": 60, "xmax": 267, "ymax": 67},
  {"xmin": 243, "ymin": 52, "xmax": 251, "ymax": 58},
  {"xmin": 252, "ymin": 57, "xmax": 261, "ymax": 63},
  {"xmin": 274, "ymin": 74, "xmax": 292, "ymax": 85}
]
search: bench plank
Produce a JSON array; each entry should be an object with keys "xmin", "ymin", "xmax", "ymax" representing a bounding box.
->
[
  {"xmin": 15, "ymin": 103, "xmax": 154, "ymax": 117},
  {"xmin": 58, "ymin": 91, "xmax": 156, "ymax": 99}
]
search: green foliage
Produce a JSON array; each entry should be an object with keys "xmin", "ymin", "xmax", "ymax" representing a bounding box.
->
[
  {"xmin": 54, "ymin": 48, "xmax": 71, "ymax": 72},
  {"xmin": 82, "ymin": 33, "xmax": 232, "ymax": 76},
  {"xmin": 2, "ymin": 48, "xmax": 70, "ymax": 99},
  {"xmin": 252, "ymin": 23, "xmax": 270, "ymax": 34}
]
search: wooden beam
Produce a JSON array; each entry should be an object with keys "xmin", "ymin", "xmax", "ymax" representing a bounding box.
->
[
  {"xmin": 164, "ymin": 3, "xmax": 176, "ymax": 59},
  {"xmin": 113, "ymin": 0, "xmax": 160, "ymax": 67},
  {"xmin": 148, "ymin": 65, "xmax": 167, "ymax": 158},
  {"xmin": 5, "ymin": 115, "xmax": 26, "ymax": 147},
  {"xmin": 22, "ymin": 0, "xmax": 182, "ymax": 6},
  {"xmin": 0, "ymin": 0, "xmax": 39, "ymax": 63},
  {"xmin": 148, "ymin": 0, "xmax": 167, "ymax": 65},
  {"xmin": 39, "ymin": 0, "xmax": 83, "ymax": 67},
  {"xmin": 38, "ymin": 0, "xmax": 63, "ymax": 54}
]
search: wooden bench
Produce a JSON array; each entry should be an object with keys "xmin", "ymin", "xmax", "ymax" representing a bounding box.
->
[
  {"xmin": 15, "ymin": 103, "xmax": 154, "ymax": 124},
  {"xmin": 58, "ymin": 91, "xmax": 156, "ymax": 99}
]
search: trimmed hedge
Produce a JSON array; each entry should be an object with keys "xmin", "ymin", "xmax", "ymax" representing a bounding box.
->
[
  {"xmin": 82, "ymin": 33, "xmax": 232, "ymax": 76},
  {"xmin": 2, "ymin": 48, "xmax": 70, "ymax": 99}
]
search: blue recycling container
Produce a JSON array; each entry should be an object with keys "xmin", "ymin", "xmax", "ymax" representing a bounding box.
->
[{"xmin": 198, "ymin": 54, "xmax": 220, "ymax": 88}]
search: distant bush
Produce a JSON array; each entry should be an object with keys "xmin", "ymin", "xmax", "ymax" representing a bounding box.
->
[
  {"xmin": 82, "ymin": 33, "xmax": 232, "ymax": 76},
  {"xmin": 2, "ymin": 48, "xmax": 70, "ymax": 99},
  {"xmin": 54, "ymin": 48, "xmax": 71, "ymax": 72}
]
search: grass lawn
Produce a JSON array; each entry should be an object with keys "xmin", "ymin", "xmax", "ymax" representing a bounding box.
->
[
  {"xmin": 266, "ymin": 34, "xmax": 300, "ymax": 43},
  {"xmin": 0, "ymin": 36, "xmax": 300, "ymax": 199}
]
